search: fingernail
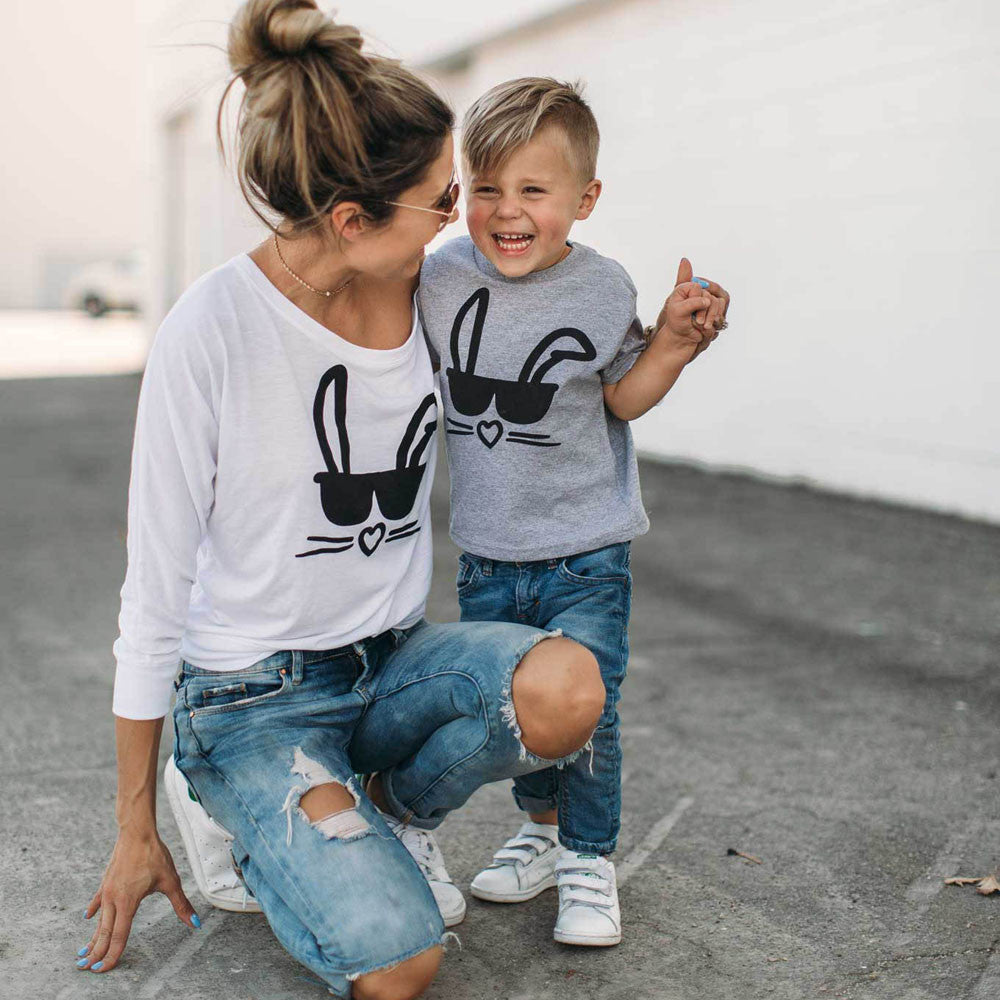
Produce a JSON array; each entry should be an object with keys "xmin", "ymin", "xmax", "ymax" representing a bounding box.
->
[
  {"xmin": 82, "ymin": 909, "xmax": 90, "ymax": 919},
  {"xmin": 77, "ymin": 946, "xmax": 89, "ymax": 957},
  {"xmin": 191, "ymin": 913, "xmax": 202, "ymax": 929},
  {"xmin": 693, "ymin": 277, "xmax": 709, "ymax": 288},
  {"xmin": 76, "ymin": 959, "xmax": 88, "ymax": 967},
  {"xmin": 92, "ymin": 961, "xmax": 104, "ymax": 971}
]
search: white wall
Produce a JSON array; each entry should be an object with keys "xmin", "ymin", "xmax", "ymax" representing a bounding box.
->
[
  {"xmin": 429, "ymin": 0, "xmax": 1000, "ymax": 523},
  {"xmin": 0, "ymin": 1, "xmax": 143, "ymax": 308}
]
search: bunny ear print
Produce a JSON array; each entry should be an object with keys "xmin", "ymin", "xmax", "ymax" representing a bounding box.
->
[
  {"xmin": 449, "ymin": 288, "xmax": 490, "ymax": 375},
  {"xmin": 313, "ymin": 365, "xmax": 351, "ymax": 475},
  {"xmin": 518, "ymin": 328, "xmax": 597, "ymax": 384},
  {"xmin": 396, "ymin": 393, "xmax": 438, "ymax": 470}
]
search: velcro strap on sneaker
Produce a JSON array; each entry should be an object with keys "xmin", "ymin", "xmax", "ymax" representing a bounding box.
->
[
  {"xmin": 494, "ymin": 846, "xmax": 535, "ymax": 866},
  {"xmin": 558, "ymin": 874, "xmax": 613, "ymax": 896}
]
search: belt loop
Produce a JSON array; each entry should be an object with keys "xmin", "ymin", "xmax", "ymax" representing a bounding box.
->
[
  {"xmin": 352, "ymin": 639, "xmax": 368, "ymax": 669},
  {"xmin": 483, "ymin": 558, "xmax": 493, "ymax": 577},
  {"xmin": 291, "ymin": 650, "xmax": 303, "ymax": 685}
]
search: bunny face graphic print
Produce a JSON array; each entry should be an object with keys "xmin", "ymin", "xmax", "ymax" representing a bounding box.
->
[
  {"xmin": 417, "ymin": 235, "xmax": 651, "ymax": 562},
  {"xmin": 298, "ymin": 364, "xmax": 437, "ymax": 559},
  {"xmin": 445, "ymin": 288, "xmax": 596, "ymax": 450}
]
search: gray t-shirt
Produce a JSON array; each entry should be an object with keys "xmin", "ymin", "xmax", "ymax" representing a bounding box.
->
[{"xmin": 418, "ymin": 235, "xmax": 650, "ymax": 562}]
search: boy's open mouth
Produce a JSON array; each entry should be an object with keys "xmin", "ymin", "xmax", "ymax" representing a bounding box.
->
[{"xmin": 492, "ymin": 233, "xmax": 535, "ymax": 255}]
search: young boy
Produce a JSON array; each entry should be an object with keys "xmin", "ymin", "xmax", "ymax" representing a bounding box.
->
[{"xmin": 417, "ymin": 77, "xmax": 720, "ymax": 947}]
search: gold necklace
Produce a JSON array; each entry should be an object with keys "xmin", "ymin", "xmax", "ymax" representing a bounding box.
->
[{"xmin": 272, "ymin": 234, "xmax": 354, "ymax": 298}]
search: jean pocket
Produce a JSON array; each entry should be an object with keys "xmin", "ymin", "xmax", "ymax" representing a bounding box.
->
[
  {"xmin": 188, "ymin": 667, "xmax": 291, "ymax": 717},
  {"xmin": 456, "ymin": 553, "xmax": 483, "ymax": 592},
  {"xmin": 557, "ymin": 543, "xmax": 631, "ymax": 586}
]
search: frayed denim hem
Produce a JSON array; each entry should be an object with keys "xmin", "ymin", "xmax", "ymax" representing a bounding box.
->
[
  {"xmin": 322, "ymin": 932, "xmax": 452, "ymax": 997},
  {"xmin": 497, "ymin": 627, "xmax": 590, "ymax": 772}
]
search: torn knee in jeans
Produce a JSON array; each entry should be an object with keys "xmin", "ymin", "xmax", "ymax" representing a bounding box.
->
[
  {"xmin": 505, "ymin": 632, "xmax": 603, "ymax": 762},
  {"xmin": 500, "ymin": 629, "xmax": 564, "ymax": 763},
  {"xmin": 279, "ymin": 747, "xmax": 371, "ymax": 846}
]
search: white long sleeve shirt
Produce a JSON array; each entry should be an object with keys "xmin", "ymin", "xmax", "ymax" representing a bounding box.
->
[{"xmin": 112, "ymin": 254, "xmax": 437, "ymax": 719}]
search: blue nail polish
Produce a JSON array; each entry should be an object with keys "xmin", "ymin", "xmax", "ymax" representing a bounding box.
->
[
  {"xmin": 77, "ymin": 946, "xmax": 89, "ymax": 957},
  {"xmin": 693, "ymin": 277, "xmax": 709, "ymax": 289},
  {"xmin": 83, "ymin": 909, "xmax": 90, "ymax": 918},
  {"xmin": 92, "ymin": 961, "xmax": 104, "ymax": 971},
  {"xmin": 76, "ymin": 959, "xmax": 87, "ymax": 967},
  {"xmin": 191, "ymin": 913, "xmax": 202, "ymax": 929}
]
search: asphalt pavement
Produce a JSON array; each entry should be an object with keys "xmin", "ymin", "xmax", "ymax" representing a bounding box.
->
[{"xmin": 2, "ymin": 373, "xmax": 999, "ymax": 1000}]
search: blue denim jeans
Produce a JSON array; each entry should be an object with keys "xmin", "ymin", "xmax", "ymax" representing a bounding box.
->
[
  {"xmin": 172, "ymin": 618, "xmax": 567, "ymax": 997},
  {"xmin": 457, "ymin": 541, "xmax": 632, "ymax": 856}
]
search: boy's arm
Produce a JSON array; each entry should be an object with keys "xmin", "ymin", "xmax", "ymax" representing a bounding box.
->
[
  {"xmin": 602, "ymin": 330, "xmax": 697, "ymax": 421},
  {"xmin": 603, "ymin": 280, "xmax": 712, "ymax": 421}
]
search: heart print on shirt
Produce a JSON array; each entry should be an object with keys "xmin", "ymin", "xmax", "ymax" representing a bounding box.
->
[
  {"xmin": 443, "ymin": 288, "xmax": 596, "ymax": 450},
  {"xmin": 297, "ymin": 364, "xmax": 437, "ymax": 559}
]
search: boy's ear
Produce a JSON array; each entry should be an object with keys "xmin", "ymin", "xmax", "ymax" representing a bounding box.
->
[{"xmin": 575, "ymin": 178, "xmax": 603, "ymax": 221}]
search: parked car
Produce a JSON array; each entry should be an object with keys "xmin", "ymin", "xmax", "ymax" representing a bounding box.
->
[{"xmin": 64, "ymin": 251, "xmax": 147, "ymax": 317}]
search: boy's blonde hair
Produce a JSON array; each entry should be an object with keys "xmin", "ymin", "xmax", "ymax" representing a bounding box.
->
[{"xmin": 461, "ymin": 77, "xmax": 599, "ymax": 182}]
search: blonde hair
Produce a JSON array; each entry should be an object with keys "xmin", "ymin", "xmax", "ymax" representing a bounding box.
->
[
  {"xmin": 461, "ymin": 77, "xmax": 599, "ymax": 182},
  {"xmin": 219, "ymin": 0, "xmax": 454, "ymax": 235}
]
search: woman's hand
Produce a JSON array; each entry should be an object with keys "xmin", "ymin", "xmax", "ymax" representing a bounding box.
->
[
  {"xmin": 77, "ymin": 831, "xmax": 199, "ymax": 973},
  {"xmin": 654, "ymin": 258, "xmax": 731, "ymax": 360}
]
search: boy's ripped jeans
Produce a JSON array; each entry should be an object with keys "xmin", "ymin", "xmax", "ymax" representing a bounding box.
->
[
  {"xmin": 172, "ymin": 619, "xmax": 574, "ymax": 997},
  {"xmin": 457, "ymin": 541, "xmax": 632, "ymax": 855}
]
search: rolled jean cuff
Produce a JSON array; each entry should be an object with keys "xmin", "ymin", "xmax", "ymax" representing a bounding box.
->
[
  {"xmin": 378, "ymin": 770, "xmax": 418, "ymax": 828},
  {"xmin": 513, "ymin": 791, "xmax": 558, "ymax": 814},
  {"xmin": 557, "ymin": 833, "xmax": 618, "ymax": 856}
]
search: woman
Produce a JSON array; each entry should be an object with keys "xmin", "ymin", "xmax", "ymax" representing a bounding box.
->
[{"xmin": 79, "ymin": 2, "xmax": 728, "ymax": 997}]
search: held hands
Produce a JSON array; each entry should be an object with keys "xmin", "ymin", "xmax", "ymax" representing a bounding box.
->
[
  {"xmin": 652, "ymin": 258, "xmax": 731, "ymax": 360},
  {"xmin": 76, "ymin": 832, "xmax": 199, "ymax": 973}
]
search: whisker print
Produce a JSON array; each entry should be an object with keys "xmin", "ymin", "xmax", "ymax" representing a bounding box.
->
[
  {"xmin": 296, "ymin": 544, "xmax": 355, "ymax": 557},
  {"xmin": 385, "ymin": 527, "xmax": 421, "ymax": 542},
  {"xmin": 446, "ymin": 418, "xmax": 473, "ymax": 430},
  {"xmin": 388, "ymin": 520, "xmax": 419, "ymax": 536},
  {"xmin": 504, "ymin": 431, "xmax": 551, "ymax": 439},
  {"xmin": 508, "ymin": 438, "xmax": 561, "ymax": 447},
  {"xmin": 447, "ymin": 429, "xmax": 474, "ymax": 436},
  {"xmin": 307, "ymin": 535, "xmax": 353, "ymax": 543}
]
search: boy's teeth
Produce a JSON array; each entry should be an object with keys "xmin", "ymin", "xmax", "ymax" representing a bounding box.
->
[{"xmin": 493, "ymin": 233, "xmax": 534, "ymax": 250}]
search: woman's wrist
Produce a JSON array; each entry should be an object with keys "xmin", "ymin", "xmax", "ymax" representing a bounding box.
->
[{"xmin": 116, "ymin": 810, "xmax": 159, "ymax": 840}]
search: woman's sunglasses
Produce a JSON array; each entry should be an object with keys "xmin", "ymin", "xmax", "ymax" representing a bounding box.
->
[{"xmin": 383, "ymin": 175, "xmax": 460, "ymax": 232}]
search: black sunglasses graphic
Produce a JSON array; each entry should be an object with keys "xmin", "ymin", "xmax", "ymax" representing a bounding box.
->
[
  {"xmin": 445, "ymin": 288, "xmax": 596, "ymax": 425},
  {"xmin": 311, "ymin": 365, "xmax": 437, "ymax": 526}
]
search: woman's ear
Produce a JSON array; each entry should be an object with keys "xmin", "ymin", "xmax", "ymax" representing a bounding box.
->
[
  {"xmin": 575, "ymin": 178, "xmax": 603, "ymax": 221},
  {"xmin": 328, "ymin": 202, "xmax": 370, "ymax": 241}
]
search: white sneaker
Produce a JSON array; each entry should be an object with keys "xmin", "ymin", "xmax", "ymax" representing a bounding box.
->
[
  {"xmin": 164, "ymin": 755, "xmax": 261, "ymax": 913},
  {"xmin": 553, "ymin": 852, "xmax": 621, "ymax": 946},
  {"xmin": 383, "ymin": 814, "xmax": 466, "ymax": 927},
  {"xmin": 469, "ymin": 822, "xmax": 562, "ymax": 903}
]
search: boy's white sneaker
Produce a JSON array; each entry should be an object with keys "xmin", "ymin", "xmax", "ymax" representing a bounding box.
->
[
  {"xmin": 383, "ymin": 814, "xmax": 466, "ymax": 927},
  {"xmin": 553, "ymin": 852, "xmax": 621, "ymax": 946},
  {"xmin": 469, "ymin": 821, "xmax": 562, "ymax": 903},
  {"xmin": 163, "ymin": 755, "xmax": 261, "ymax": 913}
]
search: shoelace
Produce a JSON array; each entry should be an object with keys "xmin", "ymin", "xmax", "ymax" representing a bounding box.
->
[{"xmin": 390, "ymin": 820, "xmax": 451, "ymax": 883}]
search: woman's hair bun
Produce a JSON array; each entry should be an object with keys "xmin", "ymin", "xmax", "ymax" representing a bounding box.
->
[
  {"xmin": 219, "ymin": 0, "xmax": 454, "ymax": 238},
  {"xmin": 228, "ymin": 0, "xmax": 366, "ymax": 80}
]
